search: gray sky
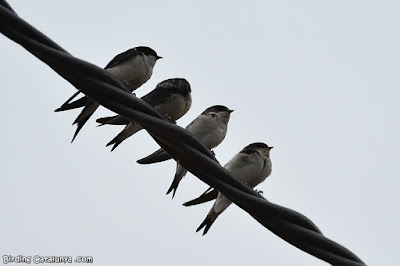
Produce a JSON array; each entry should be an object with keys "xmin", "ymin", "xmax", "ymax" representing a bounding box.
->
[{"xmin": 1, "ymin": 1, "xmax": 399, "ymax": 265}]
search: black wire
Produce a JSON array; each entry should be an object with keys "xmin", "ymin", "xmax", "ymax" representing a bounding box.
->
[
  {"xmin": 0, "ymin": 2, "xmax": 366, "ymax": 265},
  {"xmin": 0, "ymin": 0, "xmax": 14, "ymax": 13}
]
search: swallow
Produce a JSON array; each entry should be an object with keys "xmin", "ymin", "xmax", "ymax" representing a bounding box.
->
[
  {"xmin": 97, "ymin": 78, "xmax": 192, "ymax": 151},
  {"xmin": 137, "ymin": 105, "xmax": 233, "ymax": 197},
  {"xmin": 55, "ymin": 46, "xmax": 162, "ymax": 141},
  {"xmin": 196, "ymin": 142, "xmax": 273, "ymax": 235}
]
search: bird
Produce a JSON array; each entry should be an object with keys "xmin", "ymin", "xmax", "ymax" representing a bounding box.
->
[
  {"xmin": 97, "ymin": 78, "xmax": 192, "ymax": 151},
  {"xmin": 137, "ymin": 105, "xmax": 234, "ymax": 197},
  {"xmin": 55, "ymin": 46, "xmax": 162, "ymax": 141},
  {"xmin": 196, "ymin": 142, "xmax": 273, "ymax": 235}
]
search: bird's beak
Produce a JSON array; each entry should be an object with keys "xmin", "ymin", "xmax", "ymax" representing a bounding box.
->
[
  {"xmin": 157, "ymin": 56, "xmax": 163, "ymax": 60},
  {"xmin": 269, "ymin": 146, "xmax": 274, "ymax": 150},
  {"xmin": 229, "ymin": 109, "xmax": 234, "ymax": 113}
]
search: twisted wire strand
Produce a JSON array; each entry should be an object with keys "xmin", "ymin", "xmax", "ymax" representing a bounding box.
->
[{"xmin": 0, "ymin": 2, "xmax": 365, "ymax": 265}]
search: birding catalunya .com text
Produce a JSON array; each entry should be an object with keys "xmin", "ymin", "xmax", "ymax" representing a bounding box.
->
[{"xmin": 2, "ymin": 255, "xmax": 93, "ymax": 264}]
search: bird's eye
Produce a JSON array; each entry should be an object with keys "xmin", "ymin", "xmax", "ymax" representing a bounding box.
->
[{"xmin": 208, "ymin": 113, "xmax": 217, "ymax": 118}]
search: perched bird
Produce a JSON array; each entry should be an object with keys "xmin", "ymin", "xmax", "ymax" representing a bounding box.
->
[
  {"xmin": 196, "ymin": 142, "xmax": 273, "ymax": 235},
  {"xmin": 137, "ymin": 105, "xmax": 234, "ymax": 197},
  {"xmin": 97, "ymin": 78, "xmax": 192, "ymax": 151},
  {"xmin": 55, "ymin": 46, "xmax": 162, "ymax": 141}
]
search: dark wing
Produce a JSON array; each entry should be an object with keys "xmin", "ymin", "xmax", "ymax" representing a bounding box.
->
[
  {"xmin": 182, "ymin": 188, "xmax": 218, "ymax": 206},
  {"xmin": 141, "ymin": 86, "xmax": 180, "ymax": 107},
  {"xmin": 96, "ymin": 115, "xmax": 131, "ymax": 126},
  {"xmin": 137, "ymin": 148, "xmax": 172, "ymax": 164},
  {"xmin": 105, "ymin": 48, "xmax": 140, "ymax": 69}
]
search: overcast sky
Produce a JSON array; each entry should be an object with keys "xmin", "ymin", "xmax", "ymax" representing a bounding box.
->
[{"xmin": 1, "ymin": 1, "xmax": 399, "ymax": 265}]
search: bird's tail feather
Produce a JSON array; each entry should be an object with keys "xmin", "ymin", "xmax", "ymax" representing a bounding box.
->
[
  {"xmin": 106, "ymin": 138, "xmax": 122, "ymax": 152},
  {"xmin": 166, "ymin": 175, "xmax": 181, "ymax": 199},
  {"xmin": 106, "ymin": 123, "xmax": 141, "ymax": 151},
  {"xmin": 71, "ymin": 115, "xmax": 91, "ymax": 142},
  {"xmin": 70, "ymin": 101, "xmax": 99, "ymax": 142},
  {"xmin": 166, "ymin": 166, "xmax": 187, "ymax": 198},
  {"xmin": 196, "ymin": 214, "xmax": 217, "ymax": 235}
]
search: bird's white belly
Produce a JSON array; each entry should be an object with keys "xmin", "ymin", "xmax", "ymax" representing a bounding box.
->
[{"xmin": 192, "ymin": 122, "xmax": 226, "ymax": 149}]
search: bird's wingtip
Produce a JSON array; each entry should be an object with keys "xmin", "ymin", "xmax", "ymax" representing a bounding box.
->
[
  {"xmin": 182, "ymin": 189, "xmax": 218, "ymax": 207},
  {"xmin": 136, "ymin": 158, "xmax": 147, "ymax": 164}
]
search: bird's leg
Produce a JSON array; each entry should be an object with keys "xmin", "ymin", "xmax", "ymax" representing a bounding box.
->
[{"xmin": 255, "ymin": 189, "xmax": 263, "ymax": 196}]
